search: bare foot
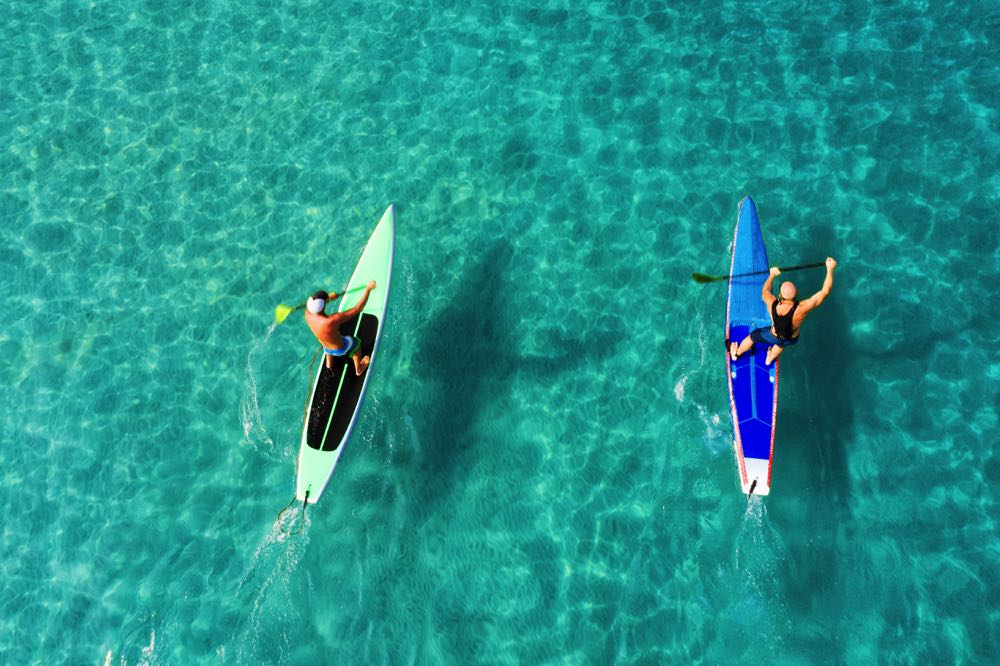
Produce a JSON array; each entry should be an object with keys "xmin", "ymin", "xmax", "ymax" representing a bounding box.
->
[
  {"xmin": 355, "ymin": 355, "xmax": 370, "ymax": 377},
  {"xmin": 765, "ymin": 346, "xmax": 782, "ymax": 366},
  {"xmin": 729, "ymin": 341, "xmax": 738, "ymax": 361},
  {"xmin": 325, "ymin": 356, "xmax": 333, "ymax": 369}
]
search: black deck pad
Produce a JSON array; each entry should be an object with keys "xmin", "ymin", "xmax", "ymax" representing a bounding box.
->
[{"xmin": 306, "ymin": 313, "xmax": 379, "ymax": 451}]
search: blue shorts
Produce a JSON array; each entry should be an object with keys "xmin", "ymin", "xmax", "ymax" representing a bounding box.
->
[
  {"xmin": 323, "ymin": 336, "xmax": 360, "ymax": 357},
  {"xmin": 750, "ymin": 327, "xmax": 799, "ymax": 348}
]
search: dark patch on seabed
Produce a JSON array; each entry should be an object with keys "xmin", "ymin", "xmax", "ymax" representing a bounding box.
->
[
  {"xmin": 768, "ymin": 273, "xmax": 857, "ymax": 639},
  {"xmin": 409, "ymin": 240, "xmax": 516, "ymax": 508},
  {"xmin": 790, "ymin": 295, "xmax": 855, "ymax": 504},
  {"xmin": 410, "ymin": 239, "xmax": 588, "ymax": 509}
]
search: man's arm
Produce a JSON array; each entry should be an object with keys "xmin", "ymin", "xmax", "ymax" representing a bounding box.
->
[
  {"xmin": 798, "ymin": 258, "xmax": 837, "ymax": 313},
  {"xmin": 760, "ymin": 268, "xmax": 779, "ymax": 307},
  {"xmin": 340, "ymin": 281, "xmax": 377, "ymax": 319}
]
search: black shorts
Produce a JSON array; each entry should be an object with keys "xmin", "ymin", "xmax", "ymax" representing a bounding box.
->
[{"xmin": 749, "ymin": 327, "xmax": 799, "ymax": 348}]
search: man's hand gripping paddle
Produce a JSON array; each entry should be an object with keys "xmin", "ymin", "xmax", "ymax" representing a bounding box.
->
[
  {"xmin": 692, "ymin": 261, "xmax": 826, "ymax": 284},
  {"xmin": 273, "ymin": 284, "xmax": 367, "ymax": 324}
]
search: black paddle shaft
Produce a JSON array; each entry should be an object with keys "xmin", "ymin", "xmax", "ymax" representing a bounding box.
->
[
  {"xmin": 693, "ymin": 261, "xmax": 826, "ymax": 284},
  {"xmin": 728, "ymin": 261, "xmax": 826, "ymax": 281}
]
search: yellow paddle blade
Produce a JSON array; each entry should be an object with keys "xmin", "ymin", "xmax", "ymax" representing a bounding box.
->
[{"xmin": 274, "ymin": 303, "xmax": 296, "ymax": 324}]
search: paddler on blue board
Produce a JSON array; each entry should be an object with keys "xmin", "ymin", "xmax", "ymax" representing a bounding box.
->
[
  {"xmin": 304, "ymin": 281, "xmax": 377, "ymax": 375},
  {"xmin": 729, "ymin": 257, "xmax": 838, "ymax": 365}
]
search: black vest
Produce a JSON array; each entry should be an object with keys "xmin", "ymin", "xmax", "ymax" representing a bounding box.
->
[{"xmin": 772, "ymin": 300, "xmax": 798, "ymax": 340}]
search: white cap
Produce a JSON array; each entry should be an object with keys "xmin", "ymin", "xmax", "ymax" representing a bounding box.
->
[{"xmin": 306, "ymin": 297, "xmax": 326, "ymax": 314}]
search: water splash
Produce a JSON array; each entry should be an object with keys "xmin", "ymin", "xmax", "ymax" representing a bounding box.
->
[
  {"xmin": 102, "ymin": 617, "xmax": 159, "ymax": 666},
  {"xmin": 138, "ymin": 629, "xmax": 156, "ymax": 665},
  {"xmin": 681, "ymin": 311, "xmax": 729, "ymax": 455},
  {"xmin": 404, "ymin": 413, "xmax": 421, "ymax": 457},
  {"xmin": 674, "ymin": 374, "xmax": 687, "ymax": 402}
]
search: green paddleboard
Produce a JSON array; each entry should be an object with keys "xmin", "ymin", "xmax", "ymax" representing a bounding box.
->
[{"xmin": 295, "ymin": 205, "xmax": 395, "ymax": 504}]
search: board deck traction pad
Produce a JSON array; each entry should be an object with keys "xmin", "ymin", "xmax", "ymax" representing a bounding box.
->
[
  {"xmin": 307, "ymin": 313, "xmax": 379, "ymax": 450},
  {"xmin": 725, "ymin": 196, "xmax": 778, "ymax": 496},
  {"xmin": 296, "ymin": 205, "xmax": 394, "ymax": 503}
]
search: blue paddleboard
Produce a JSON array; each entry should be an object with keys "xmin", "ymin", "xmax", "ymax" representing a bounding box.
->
[{"xmin": 725, "ymin": 196, "xmax": 778, "ymax": 496}]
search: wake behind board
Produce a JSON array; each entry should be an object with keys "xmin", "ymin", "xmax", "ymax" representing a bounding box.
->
[
  {"xmin": 725, "ymin": 196, "xmax": 778, "ymax": 496},
  {"xmin": 296, "ymin": 204, "xmax": 395, "ymax": 504}
]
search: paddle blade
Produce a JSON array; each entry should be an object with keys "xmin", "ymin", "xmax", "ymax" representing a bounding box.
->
[
  {"xmin": 274, "ymin": 304, "xmax": 296, "ymax": 324},
  {"xmin": 691, "ymin": 272, "xmax": 724, "ymax": 284}
]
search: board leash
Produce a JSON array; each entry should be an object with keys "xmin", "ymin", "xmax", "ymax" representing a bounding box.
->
[{"xmin": 277, "ymin": 489, "xmax": 310, "ymax": 535}]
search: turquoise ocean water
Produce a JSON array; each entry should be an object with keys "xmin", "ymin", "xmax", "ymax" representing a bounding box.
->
[{"xmin": 2, "ymin": 1, "xmax": 999, "ymax": 663}]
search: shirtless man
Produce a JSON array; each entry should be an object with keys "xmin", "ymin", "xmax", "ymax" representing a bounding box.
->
[
  {"xmin": 729, "ymin": 257, "xmax": 837, "ymax": 366},
  {"xmin": 304, "ymin": 281, "xmax": 376, "ymax": 374}
]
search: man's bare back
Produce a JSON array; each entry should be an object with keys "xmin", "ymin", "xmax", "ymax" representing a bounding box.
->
[{"xmin": 304, "ymin": 281, "xmax": 377, "ymax": 375}]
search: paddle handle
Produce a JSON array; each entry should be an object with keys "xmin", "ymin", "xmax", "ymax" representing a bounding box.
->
[{"xmin": 728, "ymin": 261, "xmax": 826, "ymax": 281}]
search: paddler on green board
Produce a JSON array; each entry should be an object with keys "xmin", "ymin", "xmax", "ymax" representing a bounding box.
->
[
  {"xmin": 304, "ymin": 281, "xmax": 377, "ymax": 375},
  {"xmin": 729, "ymin": 257, "xmax": 838, "ymax": 365}
]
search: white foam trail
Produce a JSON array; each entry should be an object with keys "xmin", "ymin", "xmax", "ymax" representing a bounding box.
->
[
  {"xmin": 363, "ymin": 619, "xmax": 374, "ymax": 662},
  {"xmin": 241, "ymin": 323, "xmax": 277, "ymax": 450},
  {"xmin": 238, "ymin": 507, "xmax": 308, "ymax": 594},
  {"xmin": 681, "ymin": 307, "xmax": 729, "ymax": 454},
  {"xmin": 404, "ymin": 413, "xmax": 421, "ymax": 456},
  {"xmin": 106, "ymin": 627, "xmax": 157, "ymax": 665},
  {"xmin": 731, "ymin": 497, "xmax": 793, "ymax": 646},
  {"xmin": 673, "ymin": 375, "xmax": 687, "ymax": 402},
  {"xmin": 231, "ymin": 509, "xmax": 311, "ymax": 662},
  {"xmin": 138, "ymin": 629, "xmax": 156, "ymax": 665}
]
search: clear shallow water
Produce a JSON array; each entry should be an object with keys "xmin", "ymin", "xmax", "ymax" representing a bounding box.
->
[{"xmin": 2, "ymin": 0, "xmax": 998, "ymax": 663}]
